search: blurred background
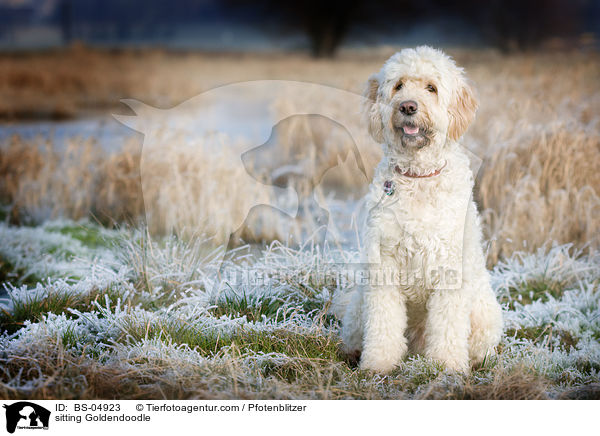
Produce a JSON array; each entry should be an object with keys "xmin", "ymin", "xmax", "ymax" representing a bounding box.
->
[
  {"xmin": 0, "ymin": 0, "xmax": 599, "ymax": 265},
  {"xmin": 0, "ymin": 0, "xmax": 598, "ymax": 53}
]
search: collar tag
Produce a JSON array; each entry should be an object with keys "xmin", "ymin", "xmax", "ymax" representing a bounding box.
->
[{"xmin": 383, "ymin": 180, "xmax": 395, "ymax": 196}]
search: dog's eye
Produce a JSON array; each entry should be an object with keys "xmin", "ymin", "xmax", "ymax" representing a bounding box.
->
[
  {"xmin": 394, "ymin": 81, "xmax": 403, "ymax": 91},
  {"xmin": 426, "ymin": 84, "xmax": 437, "ymax": 94}
]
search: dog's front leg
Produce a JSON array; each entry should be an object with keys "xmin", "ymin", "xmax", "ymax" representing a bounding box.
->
[
  {"xmin": 360, "ymin": 253, "xmax": 408, "ymax": 373},
  {"xmin": 424, "ymin": 289, "xmax": 471, "ymax": 372}
]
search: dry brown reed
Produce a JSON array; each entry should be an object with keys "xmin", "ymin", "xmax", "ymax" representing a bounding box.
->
[{"xmin": 0, "ymin": 134, "xmax": 143, "ymax": 225}]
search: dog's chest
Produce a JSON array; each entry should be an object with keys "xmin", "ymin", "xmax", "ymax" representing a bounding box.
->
[
  {"xmin": 378, "ymin": 180, "xmax": 467, "ymax": 240},
  {"xmin": 370, "ymin": 177, "xmax": 470, "ymax": 293}
]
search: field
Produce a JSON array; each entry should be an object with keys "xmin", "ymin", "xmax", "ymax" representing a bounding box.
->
[{"xmin": 0, "ymin": 46, "xmax": 599, "ymax": 399}]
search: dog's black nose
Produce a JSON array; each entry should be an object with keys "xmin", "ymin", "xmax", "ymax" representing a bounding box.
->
[{"xmin": 399, "ymin": 100, "xmax": 418, "ymax": 115}]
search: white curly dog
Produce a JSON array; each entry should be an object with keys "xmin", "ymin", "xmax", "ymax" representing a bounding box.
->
[{"xmin": 341, "ymin": 46, "xmax": 502, "ymax": 373}]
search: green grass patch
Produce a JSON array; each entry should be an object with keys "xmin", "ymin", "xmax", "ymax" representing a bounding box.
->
[
  {"xmin": 505, "ymin": 325, "xmax": 579, "ymax": 350},
  {"xmin": 260, "ymin": 357, "xmax": 350, "ymax": 386},
  {"xmin": 209, "ymin": 288, "xmax": 286, "ymax": 322},
  {"xmin": 0, "ymin": 220, "xmax": 121, "ymax": 286},
  {"xmin": 501, "ymin": 279, "xmax": 566, "ymax": 308},
  {"xmin": 120, "ymin": 316, "xmax": 224, "ymax": 354},
  {"xmin": 0, "ymin": 285, "xmax": 126, "ymax": 334},
  {"xmin": 388, "ymin": 357, "xmax": 445, "ymax": 393},
  {"xmin": 44, "ymin": 222, "xmax": 119, "ymax": 249},
  {"xmin": 238, "ymin": 329, "xmax": 341, "ymax": 360},
  {"xmin": 120, "ymin": 314, "xmax": 342, "ymax": 361},
  {"xmin": 0, "ymin": 255, "xmax": 43, "ymax": 287},
  {"xmin": 61, "ymin": 324, "xmax": 82, "ymax": 349}
]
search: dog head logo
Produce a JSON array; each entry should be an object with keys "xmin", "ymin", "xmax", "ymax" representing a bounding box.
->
[
  {"xmin": 3, "ymin": 402, "xmax": 50, "ymax": 433},
  {"xmin": 114, "ymin": 81, "xmax": 376, "ymax": 286}
]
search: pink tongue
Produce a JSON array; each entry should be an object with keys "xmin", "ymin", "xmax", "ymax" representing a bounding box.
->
[{"xmin": 403, "ymin": 126, "xmax": 419, "ymax": 135}]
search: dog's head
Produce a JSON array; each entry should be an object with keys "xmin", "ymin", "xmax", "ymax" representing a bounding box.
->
[{"xmin": 364, "ymin": 46, "xmax": 477, "ymax": 154}]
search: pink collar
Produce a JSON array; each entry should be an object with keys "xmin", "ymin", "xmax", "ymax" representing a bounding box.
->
[{"xmin": 395, "ymin": 161, "xmax": 447, "ymax": 178}]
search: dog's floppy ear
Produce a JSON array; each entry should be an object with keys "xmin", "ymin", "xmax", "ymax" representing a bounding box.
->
[
  {"xmin": 447, "ymin": 81, "xmax": 478, "ymax": 141},
  {"xmin": 363, "ymin": 74, "xmax": 385, "ymax": 143}
]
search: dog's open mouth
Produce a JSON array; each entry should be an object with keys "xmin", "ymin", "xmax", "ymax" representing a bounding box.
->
[
  {"xmin": 395, "ymin": 123, "xmax": 430, "ymax": 148},
  {"xmin": 402, "ymin": 125, "xmax": 420, "ymax": 135}
]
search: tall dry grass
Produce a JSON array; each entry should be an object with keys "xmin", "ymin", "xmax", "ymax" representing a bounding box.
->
[
  {"xmin": 471, "ymin": 53, "xmax": 600, "ymax": 264},
  {"xmin": 0, "ymin": 134, "xmax": 143, "ymax": 224},
  {"xmin": 0, "ymin": 133, "xmax": 297, "ymax": 243},
  {"xmin": 478, "ymin": 125, "xmax": 600, "ymax": 265},
  {"xmin": 138, "ymin": 130, "xmax": 300, "ymax": 243},
  {"xmin": 0, "ymin": 48, "xmax": 598, "ymax": 262}
]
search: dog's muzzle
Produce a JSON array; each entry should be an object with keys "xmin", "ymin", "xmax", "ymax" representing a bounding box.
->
[
  {"xmin": 390, "ymin": 100, "xmax": 431, "ymax": 148},
  {"xmin": 394, "ymin": 122, "xmax": 431, "ymax": 149}
]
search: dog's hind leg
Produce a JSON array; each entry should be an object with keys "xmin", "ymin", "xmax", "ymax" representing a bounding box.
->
[{"xmin": 340, "ymin": 287, "xmax": 365, "ymax": 365}]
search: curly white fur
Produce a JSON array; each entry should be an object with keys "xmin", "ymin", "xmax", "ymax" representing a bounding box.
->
[{"xmin": 341, "ymin": 46, "xmax": 502, "ymax": 373}]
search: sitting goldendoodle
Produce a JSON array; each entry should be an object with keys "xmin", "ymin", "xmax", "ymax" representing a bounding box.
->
[{"xmin": 341, "ymin": 46, "xmax": 502, "ymax": 373}]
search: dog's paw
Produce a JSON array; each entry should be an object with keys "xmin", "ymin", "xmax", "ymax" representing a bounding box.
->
[
  {"xmin": 359, "ymin": 355, "xmax": 400, "ymax": 374},
  {"xmin": 439, "ymin": 356, "xmax": 470, "ymax": 373},
  {"xmin": 426, "ymin": 346, "xmax": 470, "ymax": 373},
  {"xmin": 470, "ymin": 347, "xmax": 498, "ymax": 369}
]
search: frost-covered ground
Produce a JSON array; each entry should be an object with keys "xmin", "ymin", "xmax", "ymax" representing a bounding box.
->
[{"xmin": 1, "ymin": 220, "xmax": 599, "ymax": 399}]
